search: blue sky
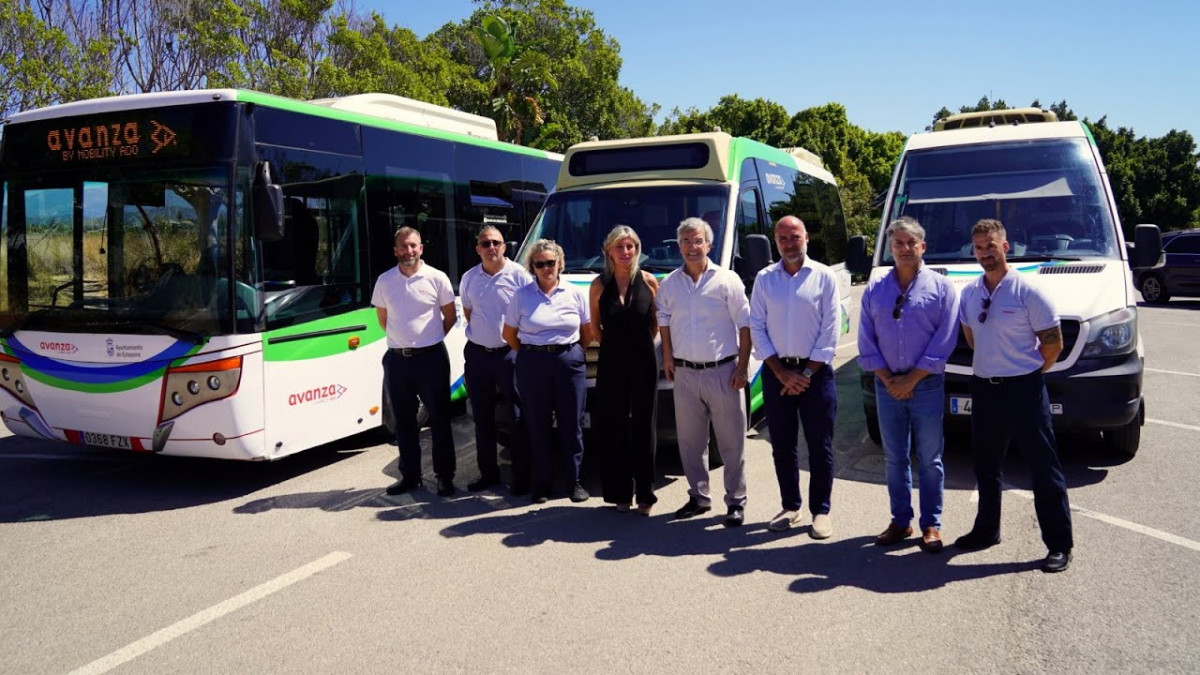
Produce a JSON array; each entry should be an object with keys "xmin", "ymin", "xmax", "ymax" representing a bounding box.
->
[{"xmin": 364, "ymin": 0, "xmax": 1198, "ymax": 141}]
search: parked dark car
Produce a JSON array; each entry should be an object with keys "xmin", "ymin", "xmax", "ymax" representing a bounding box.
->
[{"xmin": 1136, "ymin": 228, "xmax": 1200, "ymax": 303}]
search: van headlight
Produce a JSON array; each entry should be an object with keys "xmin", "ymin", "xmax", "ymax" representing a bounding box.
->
[{"xmin": 1081, "ymin": 307, "xmax": 1137, "ymax": 358}]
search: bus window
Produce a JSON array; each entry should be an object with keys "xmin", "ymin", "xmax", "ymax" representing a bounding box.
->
[{"xmin": 734, "ymin": 187, "xmax": 763, "ymax": 284}]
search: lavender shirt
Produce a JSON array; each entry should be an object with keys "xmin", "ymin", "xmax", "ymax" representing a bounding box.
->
[{"xmin": 857, "ymin": 266, "xmax": 960, "ymax": 375}]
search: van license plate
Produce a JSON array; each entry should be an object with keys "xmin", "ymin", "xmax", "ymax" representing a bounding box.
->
[
  {"xmin": 82, "ymin": 431, "xmax": 132, "ymax": 450},
  {"xmin": 949, "ymin": 397, "xmax": 971, "ymax": 415}
]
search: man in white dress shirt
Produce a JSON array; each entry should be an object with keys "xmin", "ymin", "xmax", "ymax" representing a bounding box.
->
[{"xmin": 749, "ymin": 216, "xmax": 839, "ymax": 538}]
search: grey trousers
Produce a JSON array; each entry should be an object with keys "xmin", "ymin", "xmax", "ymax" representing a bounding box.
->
[{"xmin": 673, "ymin": 360, "xmax": 748, "ymax": 507}]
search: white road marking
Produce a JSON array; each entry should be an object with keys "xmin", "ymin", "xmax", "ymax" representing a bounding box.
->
[
  {"xmin": 1140, "ymin": 320, "xmax": 1200, "ymax": 328},
  {"xmin": 68, "ymin": 551, "xmax": 353, "ymax": 675},
  {"xmin": 1147, "ymin": 418, "xmax": 1200, "ymax": 432},
  {"xmin": 968, "ymin": 485, "xmax": 1200, "ymax": 553},
  {"xmin": 1145, "ymin": 367, "xmax": 1200, "ymax": 378}
]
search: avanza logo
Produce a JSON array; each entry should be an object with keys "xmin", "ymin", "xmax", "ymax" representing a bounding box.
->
[
  {"xmin": 288, "ymin": 384, "xmax": 347, "ymax": 406},
  {"xmin": 39, "ymin": 341, "xmax": 78, "ymax": 354}
]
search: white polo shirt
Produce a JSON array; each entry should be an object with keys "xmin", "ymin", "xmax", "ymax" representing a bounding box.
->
[
  {"xmin": 656, "ymin": 261, "xmax": 749, "ymax": 363},
  {"xmin": 371, "ymin": 262, "xmax": 455, "ymax": 349},
  {"xmin": 460, "ymin": 260, "xmax": 532, "ymax": 348},
  {"xmin": 748, "ymin": 257, "xmax": 839, "ymax": 364},
  {"xmin": 958, "ymin": 268, "xmax": 1059, "ymax": 378}
]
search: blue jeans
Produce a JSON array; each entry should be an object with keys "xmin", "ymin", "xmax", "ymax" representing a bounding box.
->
[{"xmin": 876, "ymin": 373, "xmax": 945, "ymax": 530}]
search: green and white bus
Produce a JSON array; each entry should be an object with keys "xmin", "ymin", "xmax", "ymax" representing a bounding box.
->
[
  {"xmin": 521, "ymin": 131, "xmax": 850, "ymax": 436},
  {"xmin": 0, "ymin": 89, "xmax": 560, "ymax": 460}
]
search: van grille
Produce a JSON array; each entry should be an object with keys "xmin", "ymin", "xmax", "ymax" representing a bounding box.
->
[{"xmin": 1039, "ymin": 264, "xmax": 1104, "ymax": 275}]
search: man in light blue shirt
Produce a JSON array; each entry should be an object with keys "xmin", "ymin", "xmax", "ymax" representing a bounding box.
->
[
  {"xmin": 460, "ymin": 226, "xmax": 533, "ymax": 495},
  {"xmin": 858, "ymin": 217, "xmax": 959, "ymax": 552},
  {"xmin": 749, "ymin": 216, "xmax": 839, "ymax": 538}
]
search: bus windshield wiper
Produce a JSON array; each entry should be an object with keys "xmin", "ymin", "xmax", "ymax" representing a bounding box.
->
[
  {"xmin": 116, "ymin": 321, "xmax": 206, "ymax": 345},
  {"xmin": 1009, "ymin": 254, "xmax": 1084, "ymax": 262}
]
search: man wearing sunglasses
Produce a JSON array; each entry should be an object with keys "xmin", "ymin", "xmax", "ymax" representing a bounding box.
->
[
  {"xmin": 955, "ymin": 219, "xmax": 1074, "ymax": 573},
  {"xmin": 460, "ymin": 226, "xmax": 533, "ymax": 495},
  {"xmin": 857, "ymin": 217, "xmax": 959, "ymax": 552}
]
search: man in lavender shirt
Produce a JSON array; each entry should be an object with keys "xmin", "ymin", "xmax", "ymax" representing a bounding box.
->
[{"xmin": 857, "ymin": 217, "xmax": 960, "ymax": 552}]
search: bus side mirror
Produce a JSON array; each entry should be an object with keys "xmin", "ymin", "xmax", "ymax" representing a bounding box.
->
[
  {"xmin": 254, "ymin": 162, "xmax": 285, "ymax": 242},
  {"xmin": 1131, "ymin": 224, "xmax": 1162, "ymax": 269},
  {"xmin": 505, "ymin": 240, "xmax": 519, "ymax": 260},
  {"xmin": 744, "ymin": 234, "xmax": 772, "ymax": 275},
  {"xmin": 847, "ymin": 235, "xmax": 871, "ymax": 276}
]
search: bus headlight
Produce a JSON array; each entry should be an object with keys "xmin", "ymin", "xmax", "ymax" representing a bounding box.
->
[
  {"xmin": 1081, "ymin": 307, "xmax": 1137, "ymax": 358},
  {"xmin": 0, "ymin": 353, "xmax": 37, "ymax": 409},
  {"xmin": 158, "ymin": 356, "xmax": 242, "ymax": 423}
]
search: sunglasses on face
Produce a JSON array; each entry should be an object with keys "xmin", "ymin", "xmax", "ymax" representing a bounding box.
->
[
  {"xmin": 478, "ymin": 240, "xmax": 503, "ymax": 249},
  {"xmin": 978, "ymin": 297, "xmax": 991, "ymax": 324},
  {"xmin": 532, "ymin": 260, "xmax": 557, "ymax": 270},
  {"xmin": 892, "ymin": 293, "xmax": 906, "ymax": 320}
]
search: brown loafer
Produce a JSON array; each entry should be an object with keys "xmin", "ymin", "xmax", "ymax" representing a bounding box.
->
[
  {"xmin": 920, "ymin": 527, "xmax": 943, "ymax": 553},
  {"xmin": 874, "ymin": 522, "xmax": 913, "ymax": 546}
]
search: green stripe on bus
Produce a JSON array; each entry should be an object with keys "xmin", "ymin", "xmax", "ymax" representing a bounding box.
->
[
  {"xmin": 19, "ymin": 342, "xmax": 204, "ymax": 394},
  {"xmin": 262, "ymin": 308, "xmax": 387, "ymax": 362}
]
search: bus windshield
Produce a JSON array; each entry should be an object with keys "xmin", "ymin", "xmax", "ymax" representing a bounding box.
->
[
  {"xmin": 886, "ymin": 138, "xmax": 1120, "ymax": 263},
  {"xmin": 1, "ymin": 165, "xmax": 238, "ymax": 339},
  {"xmin": 527, "ymin": 184, "xmax": 729, "ymax": 273}
]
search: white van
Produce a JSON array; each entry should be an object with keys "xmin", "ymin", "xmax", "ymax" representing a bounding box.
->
[{"xmin": 848, "ymin": 108, "xmax": 1162, "ymax": 457}]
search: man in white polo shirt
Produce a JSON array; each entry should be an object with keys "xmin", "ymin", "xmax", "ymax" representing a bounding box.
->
[
  {"xmin": 658, "ymin": 217, "xmax": 752, "ymax": 527},
  {"xmin": 372, "ymin": 227, "xmax": 457, "ymax": 498},
  {"xmin": 955, "ymin": 218, "xmax": 1074, "ymax": 573},
  {"xmin": 460, "ymin": 226, "xmax": 533, "ymax": 495}
]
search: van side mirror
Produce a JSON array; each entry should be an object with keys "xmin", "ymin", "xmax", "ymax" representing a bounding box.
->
[
  {"xmin": 847, "ymin": 235, "xmax": 871, "ymax": 276},
  {"xmin": 1132, "ymin": 224, "xmax": 1162, "ymax": 269},
  {"xmin": 743, "ymin": 234, "xmax": 772, "ymax": 275},
  {"xmin": 253, "ymin": 162, "xmax": 285, "ymax": 242}
]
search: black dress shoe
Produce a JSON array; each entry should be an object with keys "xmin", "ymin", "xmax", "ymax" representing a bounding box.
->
[
  {"xmin": 531, "ymin": 492, "xmax": 549, "ymax": 504},
  {"xmin": 1042, "ymin": 551, "xmax": 1072, "ymax": 573},
  {"xmin": 468, "ymin": 474, "xmax": 501, "ymax": 492},
  {"xmin": 954, "ymin": 530, "xmax": 1002, "ymax": 551},
  {"xmin": 673, "ymin": 498, "xmax": 712, "ymax": 520},
  {"xmin": 509, "ymin": 481, "xmax": 531, "ymax": 497},
  {"xmin": 436, "ymin": 478, "xmax": 456, "ymax": 497},
  {"xmin": 723, "ymin": 506, "xmax": 744, "ymax": 528},
  {"xmin": 385, "ymin": 478, "xmax": 420, "ymax": 495},
  {"xmin": 570, "ymin": 483, "xmax": 590, "ymax": 503}
]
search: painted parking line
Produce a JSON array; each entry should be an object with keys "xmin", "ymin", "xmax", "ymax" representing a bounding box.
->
[
  {"xmin": 1147, "ymin": 418, "xmax": 1200, "ymax": 432},
  {"xmin": 969, "ymin": 486, "xmax": 1200, "ymax": 554},
  {"xmin": 1145, "ymin": 367, "xmax": 1200, "ymax": 378},
  {"xmin": 69, "ymin": 551, "xmax": 353, "ymax": 675}
]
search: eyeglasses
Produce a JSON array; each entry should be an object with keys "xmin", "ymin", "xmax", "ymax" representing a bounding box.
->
[
  {"xmin": 892, "ymin": 293, "xmax": 907, "ymax": 320},
  {"xmin": 978, "ymin": 297, "xmax": 992, "ymax": 324},
  {"xmin": 532, "ymin": 260, "xmax": 557, "ymax": 270},
  {"xmin": 478, "ymin": 240, "xmax": 503, "ymax": 249}
]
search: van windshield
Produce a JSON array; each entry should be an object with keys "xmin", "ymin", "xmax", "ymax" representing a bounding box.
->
[
  {"xmin": 885, "ymin": 138, "xmax": 1120, "ymax": 263},
  {"xmin": 524, "ymin": 184, "xmax": 729, "ymax": 273}
]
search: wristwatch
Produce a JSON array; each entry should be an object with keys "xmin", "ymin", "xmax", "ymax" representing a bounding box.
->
[{"xmin": 802, "ymin": 366, "xmax": 814, "ymax": 378}]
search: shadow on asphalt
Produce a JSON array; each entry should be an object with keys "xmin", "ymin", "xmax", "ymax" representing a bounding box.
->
[{"xmin": 0, "ymin": 431, "xmax": 371, "ymax": 523}]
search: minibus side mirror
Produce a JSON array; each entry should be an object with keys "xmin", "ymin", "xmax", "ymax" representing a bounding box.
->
[
  {"xmin": 253, "ymin": 162, "xmax": 285, "ymax": 242},
  {"xmin": 744, "ymin": 234, "xmax": 772, "ymax": 275},
  {"xmin": 847, "ymin": 235, "xmax": 872, "ymax": 276},
  {"xmin": 505, "ymin": 240, "xmax": 519, "ymax": 260},
  {"xmin": 1132, "ymin": 224, "xmax": 1163, "ymax": 269}
]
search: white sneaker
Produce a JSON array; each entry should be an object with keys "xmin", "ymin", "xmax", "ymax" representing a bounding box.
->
[
  {"xmin": 768, "ymin": 509, "xmax": 801, "ymax": 532},
  {"xmin": 811, "ymin": 513, "xmax": 833, "ymax": 540}
]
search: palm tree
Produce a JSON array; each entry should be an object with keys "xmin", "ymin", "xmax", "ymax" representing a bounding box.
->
[{"xmin": 473, "ymin": 13, "xmax": 555, "ymax": 144}]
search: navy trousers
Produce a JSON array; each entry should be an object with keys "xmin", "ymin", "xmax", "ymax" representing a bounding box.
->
[
  {"xmin": 384, "ymin": 345, "xmax": 455, "ymax": 482},
  {"xmin": 463, "ymin": 341, "xmax": 529, "ymax": 485},
  {"xmin": 515, "ymin": 345, "xmax": 586, "ymax": 496},
  {"xmin": 762, "ymin": 364, "xmax": 837, "ymax": 514},
  {"xmin": 969, "ymin": 371, "xmax": 1073, "ymax": 552}
]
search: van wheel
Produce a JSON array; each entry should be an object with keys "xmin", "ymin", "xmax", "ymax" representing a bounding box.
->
[
  {"xmin": 1101, "ymin": 401, "xmax": 1143, "ymax": 458},
  {"xmin": 865, "ymin": 406, "xmax": 882, "ymax": 446},
  {"xmin": 1139, "ymin": 274, "xmax": 1170, "ymax": 304}
]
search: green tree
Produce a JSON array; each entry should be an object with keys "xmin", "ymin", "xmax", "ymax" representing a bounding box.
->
[
  {"xmin": 470, "ymin": 13, "xmax": 555, "ymax": 143},
  {"xmin": 316, "ymin": 13, "xmax": 459, "ymax": 104},
  {"xmin": 659, "ymin": 95, "xmax": 791, "ymax": 147}
]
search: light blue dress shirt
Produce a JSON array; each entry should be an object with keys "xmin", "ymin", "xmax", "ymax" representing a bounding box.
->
[
  {"xmin": 749, "ymin": 257, "xmax": 839, "ymax": 364},
  {"xmin": 460, "ymin": 260, "xmax": 532, "ymax": 348},
  {"xmin": 504, "ymin": 281, "xmax": 590, "ymax": 345}
]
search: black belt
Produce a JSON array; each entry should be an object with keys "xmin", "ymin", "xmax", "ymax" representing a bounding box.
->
[
  {"xmin": 523, "ymin": 343, "xmax": 577, "ymax": 354},
  {"xmin": 777, "ymin": 356, "xmax": 808, "ymax": 367},
  {"xmin": 674, "ymin": 355, "xmax": 735, "ymax": 370},
  {"xmin": 974, "ymin": 371, "xmax": 1039, "ymax": 385},
  {"xmin": 390, "ymin": 344, "xmax": 439, "ymax": 357},
  {"xmin": 467, "ymin": 341, "xmax": 509, "ymax": 353}
]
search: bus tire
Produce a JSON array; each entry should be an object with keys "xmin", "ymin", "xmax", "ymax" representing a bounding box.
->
[{"xmin": 1101, "ymin": 401, "xmax": 1143, "ymax": 458}]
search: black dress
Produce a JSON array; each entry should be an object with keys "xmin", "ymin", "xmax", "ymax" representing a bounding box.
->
[{"xmin": 595, "ymin": 271, "xmax": 658, "ymax": 506}]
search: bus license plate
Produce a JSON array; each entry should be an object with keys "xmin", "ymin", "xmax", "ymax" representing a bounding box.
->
[
  {"xmin": 949, "ymin": 397, "xmax": 972, "ymax": 415},
  {"xmin": 82, "ymin": 431, "xmax": 132, "ymax": 450}
]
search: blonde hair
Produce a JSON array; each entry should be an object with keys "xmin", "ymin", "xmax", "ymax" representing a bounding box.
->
[
  {"xmin": 602, "ymin": 225, "xmax": 642, "ymax": 278},
  {"xmin": 524, "ymin": 239, "xmax": 565, "ymax": 276}
]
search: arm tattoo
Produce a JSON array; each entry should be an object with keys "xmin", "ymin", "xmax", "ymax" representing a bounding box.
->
[{"xmin": 1036, "ymin": 326, "xmax": 1062, "ymax": 345}]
